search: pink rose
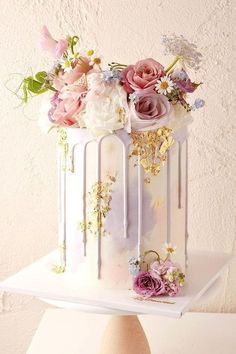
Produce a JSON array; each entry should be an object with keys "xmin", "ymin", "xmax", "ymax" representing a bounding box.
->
[
  {"xmin": 53, "ymin": 58, "xmax": 93, "ymax": 91},
  {"xmin": 121, "ymin": 58, "xmax": 165, "ymax": 93},
  {"xmin": 130, "ymin": 91, "xmax": 170, "ymax": 131},
  {"xmin": 48, "ymin": 84, "xmax": 86, "ymax": 126},
  {"xmin": 133, "ymin": 272, "xmax": 166, "ymax": 298},
  {"xmin": 40, "ymin": 26, "xmax": 68, "ymax": 58}
]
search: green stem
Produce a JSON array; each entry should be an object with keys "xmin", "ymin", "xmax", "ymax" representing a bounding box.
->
[
  {"xmin": 143, "ymin": 250, "xmax": 161, "ymax": 263},
  {"xmin": 71, "ymin": 36, "xmax": 79, "ymax": 54},
  {"xmin": 165, "ymin": 56, "xmax": 181, "ymax": 73},
  {"xmin": 164, "ymin": 253, "xmax": 170, "ymax": 262}
]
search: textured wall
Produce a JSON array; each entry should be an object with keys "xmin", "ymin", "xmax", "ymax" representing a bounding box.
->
[{"xmin": 0, "ymin": 0, "xmax": 235, "ymax": 353}]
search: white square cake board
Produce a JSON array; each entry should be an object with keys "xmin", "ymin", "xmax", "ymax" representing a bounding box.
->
[{"xmin": 0, "ymin": 250, "xmax": 232, "ymax": 318}]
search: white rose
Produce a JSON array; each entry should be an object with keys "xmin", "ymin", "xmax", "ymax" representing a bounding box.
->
[{"xmin": 82, "ymin": 72, "xmax": 130, "ymax": 136}]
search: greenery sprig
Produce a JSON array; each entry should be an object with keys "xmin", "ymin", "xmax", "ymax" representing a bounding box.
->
[{"xmin": 21, "ymin": 71, "xmax": 57, "ymax": 103}]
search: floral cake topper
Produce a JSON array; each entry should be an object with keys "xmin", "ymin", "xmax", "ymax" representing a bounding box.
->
[
  {"xmin": 18, "ymin": 27, "xmax": 204, "ymax": 133},
  {"xmin": 17, "ymin": 28, "xmax": 204, "ymax": 178}
]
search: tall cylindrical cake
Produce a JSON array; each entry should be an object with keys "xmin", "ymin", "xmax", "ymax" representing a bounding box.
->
[{"xmin": 55, "ymin": 127, "xmax": 188, "ymax": 289}]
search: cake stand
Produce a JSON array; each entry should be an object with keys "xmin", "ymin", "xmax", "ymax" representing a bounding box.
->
[{"xmin": 0, "ymin": 250, "xmax": 232, "ymax": 354}]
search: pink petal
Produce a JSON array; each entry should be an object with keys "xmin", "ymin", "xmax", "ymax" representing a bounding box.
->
[
  {"xmin": 55, "ymin": 39, "xmax": 68, "ymax": 58},
  {"xmin": 39, "ymin": 26, "xmax": 57, "ymax": 53},
  {"xmin": 39, "ymin": 26, "xmax": 67, "ymax": 58}
]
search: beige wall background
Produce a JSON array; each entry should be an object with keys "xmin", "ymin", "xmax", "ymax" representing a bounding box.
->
[{"xmin": 0, "ymin": 0, "xmax": 235, "ymax": 353}]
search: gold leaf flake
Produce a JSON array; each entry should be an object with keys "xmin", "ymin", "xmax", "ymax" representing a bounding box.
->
[
  {"xmin": 52, "ymin": 264, "xmax": 65, "ymax": 273},
  {"xmin": 79, "ymin": 174, "xmax": 116, "ymax": 237},
  {"xmin": 129, "ymin": 127, "xmax": 174, "ymax": 182}
]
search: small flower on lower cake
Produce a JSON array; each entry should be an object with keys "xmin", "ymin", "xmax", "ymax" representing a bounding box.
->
[
  {"xmin": 150, "ymin": 260, "xmax": 173, "ymax": 277},
  {"xmin": 164, "ymin": 280, "xmax": 181, "ymax": 297},
  {"xmin": 133, "ymin": 272, "xmax": 166, "ymax": 298},
  {"xmin": 130, "ymin": 245, "xmax": 185, "ymax": 298},
  {"xmin": 128, "ymin": 256, "xmax": 140, "ymax": 276}
]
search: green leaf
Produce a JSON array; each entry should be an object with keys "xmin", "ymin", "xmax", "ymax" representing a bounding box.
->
[
  {"xmin": 22, "ymin": 83, "xmax": 28, "ymax": 103},
  {"xmin": 27, "ymin": 77, "xmax": 44, "ymax": 93},
  {"xmin": 35, "ymin": 71, "xmax": 47, "ymax": 83}
]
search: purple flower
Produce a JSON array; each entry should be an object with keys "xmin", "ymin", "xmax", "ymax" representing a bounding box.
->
[
  {"xmin": 164, "ymin": 281, "xmax": 181, "ymax": 297},
  {"xmin": 133, "ymin": 272, "xmax": 166, "ymax": 298},
  {"xmin": 150, "ymin": 260, "xmax": 174, "ymax": 277},
  {"xmin": 130, "ymin": 91, "xmax": 170, "ymax": 131},
  {"xmin": 103, "ymin": 70, "xmax": 120, "ymax": 83},
  {"xmin": 171, "ymin": 68, "xmax": 196, "ymax": 93},
  {"xmin": 48, "ymin": 92, "xmax": 61, "ymax": 122}
]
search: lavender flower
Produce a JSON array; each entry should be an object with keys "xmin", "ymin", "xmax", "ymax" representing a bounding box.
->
[
  {"xmin": 133, "ymin": 272, "xmax": 165, "ymax": 298},
  {"xmin": 103, "ymin": 69, "xmax": 120, "ymax": 83},
  {"xmin": 191, "ymin": 98, "xmax": 205, "ymax": 111},
  {"xmin": 164, "ymin": 280, "xmax": 181, "ymax": 297}
]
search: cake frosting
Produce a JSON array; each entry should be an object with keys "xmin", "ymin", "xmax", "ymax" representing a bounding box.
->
[{"xmin": 55, "ymin": 126, "xmax": 188, "ymax": 289}]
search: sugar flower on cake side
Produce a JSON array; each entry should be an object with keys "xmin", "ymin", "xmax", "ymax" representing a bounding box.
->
[{"xmin": 129, "ymin": 244, "xmax": 185, "ymax": 298}]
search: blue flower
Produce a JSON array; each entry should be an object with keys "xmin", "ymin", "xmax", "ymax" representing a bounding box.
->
[
  {"xmin": 178, "ymin": 70, "xmax": 188, "ymax": 80},
  {"xmin": 128, "ymin": 256, "xmax": 140, "ymax": 276},
  {"xmin": 191, "ymin": 98, "xmax": 205, "ymax": 111},
  {"xmin": 103, "ymin": 70, "xmax": 120, "ymax": 83}
]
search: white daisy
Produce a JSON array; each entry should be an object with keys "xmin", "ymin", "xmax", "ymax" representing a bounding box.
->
[
  {"xmin": 162, "ymin": 243, "xmax": 177, "ymax": 255},
  {"xmin": 67, "ymin": 50, "xmax": 80, "ymax": 63},
  {"xmin": 155, "ymin": 76, "xmax": 174, "ymax": 95},
  {"xmin": 60, "ymin": 58, "xmax": 73, "ymax": 73}
]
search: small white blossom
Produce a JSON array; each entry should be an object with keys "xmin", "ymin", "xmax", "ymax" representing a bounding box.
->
[
  {"xmin": 162, "ymin": 34, "xmax": 202, "ymax": 70},
  {"xmin": 67, "ymin": 50, "xmax": 80, "ymax": 63},
  {"xmin": 155, "ymin": 76, "xmax": 174, "ymax": 95},
  {"xmin": 129, "ymin": 92, "xmax": 139, "ymax": 103},
  {"xmin": 59, "ymin": 58, "xmax": 73, "ymax": 73},
  {"xmin": 162, "ymin": 243, "xmax": 177, "ymax": 255}
]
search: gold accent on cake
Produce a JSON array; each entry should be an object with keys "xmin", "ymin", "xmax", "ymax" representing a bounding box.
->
[
  {"xmin": 80, "ymin": 174, "xmax": 116, "ymax": 237},
  {"xmin": 129, "ymin": 127, "xmax": 174, "ymax": 181},
  {"xmin": 52, "ymin": 243, "xmax": 66, "ymax": 273},
  {"xmin": 58, "ymin": 128, "xmax": 69, "ymax": 171},
  {"xmin": 52, "ymin": 264, "xmax": 65, "ymax": 273}
]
